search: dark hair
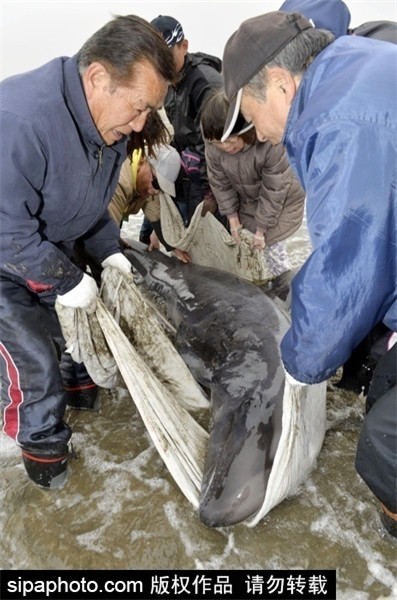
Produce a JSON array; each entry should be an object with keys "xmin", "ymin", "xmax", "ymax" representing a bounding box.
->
[
  {"xmin": 201, "ymin": 90, "xmax": 255, "ymax": 144},
  {"xmin": 127, "ymin": 110, "xmax": 170, "ymax": 158},
  {"xmin": 77, "ymin": 14, "xmax": 175, "ymax": 86},
  {"xmin": 201, "ymin": 90, "xmax": 228, "ymax": 141}
]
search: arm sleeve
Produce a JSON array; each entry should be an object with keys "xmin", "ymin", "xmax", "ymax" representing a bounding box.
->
[
  {"xmin": 255, "ymin": 142, "xmax": 295, "ymax": 231},
  {"xmin": 77, "ymin": 214, "xmax": 122, "ymax": 264},
  {"xmin": 150, "ymin": 220, "xmax": 174, "ymax": 252},
  {"xmin": 0, "ymin": 112, "xmax": 83, "ymax": 294},
  {"xmin": 108, "ymin": 158, "xmax": 134, "ymax": 226},
  {"xmin": 281, "ymin": 122, "xmax": 397, "ymax": 383},
  {"xmin": 205, "ymin": 143, "xmax": 240, "ymax": 216}
]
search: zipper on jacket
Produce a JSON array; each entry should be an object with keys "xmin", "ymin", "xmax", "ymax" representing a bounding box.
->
[{"xmin": 98, "ymin": 145, "xmax": 104, "ymax": 169}]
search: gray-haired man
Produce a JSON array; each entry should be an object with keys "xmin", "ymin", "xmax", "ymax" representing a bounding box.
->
[{"xmin": 222, "ymin": 11, "xmax": 397, "ymax": 538}]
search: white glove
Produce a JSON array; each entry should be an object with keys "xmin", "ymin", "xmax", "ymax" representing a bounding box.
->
[
  {"xmin": 57, "ymin": 273, "xmax": 98, "ymax": 313},
  {"xmin": 101, "ymin": 252, "xmax": 131, "ymax": 275},
  {"xmin": 283, "ymin": 366, "xmax": 308, "ymax": 388}
]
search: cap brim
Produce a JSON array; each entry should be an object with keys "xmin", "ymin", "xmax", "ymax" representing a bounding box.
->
[
  {"xmin": 221, "ymin": 88, "xmax": 243, "ymax": 142},
  {"xmin": 156, "ymin": 171, "xmax": 176, "ymax": 197},
  {"xmin": 230, "ymin": 112, "xmax": 254, "ymax": 137}
]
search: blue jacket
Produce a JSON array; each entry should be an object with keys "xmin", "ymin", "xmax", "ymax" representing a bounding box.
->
[
  {"xmin": 279, "ymin": 0, "xmax": 397, "ymax": 44},
  {"xmin": 279, "ymin": 0, "xmax": 351, "ymax": 38},
  {"xmin": 0, "ymin": 56, "xmax": 127, "ymax": 295},
  {"xmin": 280, "ymin": 36, "xmax": 397, "ymax": 383}
]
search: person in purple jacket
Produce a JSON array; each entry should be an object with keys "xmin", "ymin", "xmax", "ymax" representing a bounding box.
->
[
  {"xmin": 0, "ymin": 15, "xmax": 174, "ymax": 489},
  {"xmin": 222, "ymin": 11, "xmax": 397, "ymax": 538}
]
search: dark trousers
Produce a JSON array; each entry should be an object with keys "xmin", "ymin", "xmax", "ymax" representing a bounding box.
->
[
  {"xmin": 355, "ymin": 342, "xmax": 397, "ymax": 513},
  {"xmin": 176, "ymin": 176, "xmax": 204, "ymax": 226},
  {"xmin": 0, "ymin": 275, "xmax": 92, "ymax": 451}
]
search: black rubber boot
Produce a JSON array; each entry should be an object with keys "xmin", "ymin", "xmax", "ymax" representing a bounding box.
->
[
  {"xmin": 21, "ymin": 443, "xmax": 73, "ymax": 489},
  {"xmin": 66, "ymin": 383, "xmax": 99, "ymax": 411}
]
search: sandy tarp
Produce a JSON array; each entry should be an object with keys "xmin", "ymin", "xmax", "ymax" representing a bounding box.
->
[{"xmin": 159, "ymin": 193, "xmax": 273, "ymax": 284}]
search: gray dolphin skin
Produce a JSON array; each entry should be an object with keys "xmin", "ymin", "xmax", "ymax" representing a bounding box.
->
[{"xmin": 124, "ymin": 241, "xmax": 325, "ymax": 528}]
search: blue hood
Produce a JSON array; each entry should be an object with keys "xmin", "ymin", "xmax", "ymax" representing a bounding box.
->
[{"xmin": 279, "ymin": 0, "xmax": 351, "ymax": 38}]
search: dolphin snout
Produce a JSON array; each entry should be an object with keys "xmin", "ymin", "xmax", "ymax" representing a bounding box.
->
[{"xmin": 199, "ymin": 472, "xmax": 265, "ymax": 527}]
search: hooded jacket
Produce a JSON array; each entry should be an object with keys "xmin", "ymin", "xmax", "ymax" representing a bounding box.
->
[
  {"xmin": 280, "ymin": 35, "xmax": 397, "ymax": 383},
  {"xmin": 279, "ymin": 0, "xmax": 351, "ymax": 38},
  {"xmin": 0, "ymin": 56, "xmax": 126, "ymax": 296},
  {"xmin": 163, "ymin": 52, "xmax": 222, "ymax": 189},
  {"xmin": 279, "ymin": 0, "xmax": 397, "ymax": 44},
  {"xmin": 205, "ymin": 140, "xmax": 305, "ymax": 246}
]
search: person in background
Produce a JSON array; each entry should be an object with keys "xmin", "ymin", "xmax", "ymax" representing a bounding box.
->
[
  {"xmin": 109, "ymin": 144, "xmax": 191, "ymax": 263},
  {"xmin": 144, "ymin": 15, "xmax": 223, "ymax": 229},
  {"xmin": 201, "ymin": 90, "xmax": 304, "ymax": 277},
  {"xmin": 221, "ymin": 11, "xmax": 397, "ymax": 538},
  {"xmin": 0, "ymin": 15, "xmax": 174, "ymax": 489},
  {"xmin": 127, "ymin": 107, "xmax": 172, "ymax": 163},
  {"xmin": 72, "ymin": 108, "xmax": 184, "ymax": 278},
  {"xmin": 279, "ymin": 0, "xmax": 397, "ymax": 43},
  {"xmin": 137, "ymin": 108, "xmax": 174, "ymax": 246}
]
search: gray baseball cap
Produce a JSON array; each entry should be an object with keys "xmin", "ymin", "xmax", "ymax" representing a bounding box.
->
[{"xmin": 222, "ymin": 11, "xmax": 313, "ymax": 141}]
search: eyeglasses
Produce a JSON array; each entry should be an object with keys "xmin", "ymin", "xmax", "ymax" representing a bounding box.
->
[{"xmin": 151, "ymin": 175, "xmax": 160, "ymax": 190}]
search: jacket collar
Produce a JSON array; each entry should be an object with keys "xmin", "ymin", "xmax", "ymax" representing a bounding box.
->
[
  {"xmin": 173, "ymin": 53, "xmax": 193, "ymax": 89},
  {"xmin": 282, "ymin": 54, "xmax": 319, "ymax": 149}
]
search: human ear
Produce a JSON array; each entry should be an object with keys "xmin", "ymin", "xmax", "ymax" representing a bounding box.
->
[
  {"xmin": 82, "ymin": 62, "xmax": 111, "ymax": 97},
  {"xmin": 268, "ymin": 67, "xmax": 296, "ymax": 103}
]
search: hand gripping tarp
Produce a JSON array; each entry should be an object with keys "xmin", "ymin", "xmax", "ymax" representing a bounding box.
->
[
  {"xmin": 56, "ymin": 267, "xmax": 208, "ymax": 507},
  {"xmin": 158, "ymin": 192, "xmax": 273, "ymax": 284},
  {"xmin": 56, "ymin": 267, "xmax": 326, "ymax": 525}
]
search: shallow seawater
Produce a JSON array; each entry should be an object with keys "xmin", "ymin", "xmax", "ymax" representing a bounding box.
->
[{"xmin": 0, "ymin": 214, "xmax": 395, "ymax": 599}]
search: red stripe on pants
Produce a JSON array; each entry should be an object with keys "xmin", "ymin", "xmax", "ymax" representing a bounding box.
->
[{"xmin": 0, "ymin": 342, "xmax": 23, "ymax": 440}]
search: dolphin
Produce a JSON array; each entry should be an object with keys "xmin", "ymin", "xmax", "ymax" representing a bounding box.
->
[{"xmin": 124, "ymin": 241, "xmax": 326, "ymax": 528}]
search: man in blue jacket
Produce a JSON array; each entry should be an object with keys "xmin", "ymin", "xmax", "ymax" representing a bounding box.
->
[
  {"xmin": 0, "ymin": 15, "xmax": 174, "ymax": 489},
  {"xmin": 278, "ymin": 1, "xmax": 396, "ymax": 397},
  {"xmin": 222, "ymin": 11, "xmax": 397, "ymax": 537}
]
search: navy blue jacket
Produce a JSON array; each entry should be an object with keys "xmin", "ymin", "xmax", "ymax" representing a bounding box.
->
[
  {"xmin": 280, "ymin": 36, "xmax": 397, "ymax": 383},
  {"xmin": 0, "ymin": 56, "xmax": 127, "ymax": 295}
]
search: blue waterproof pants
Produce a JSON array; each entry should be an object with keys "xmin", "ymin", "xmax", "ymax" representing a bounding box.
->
[{"xmin": 0, "ymin": 274, "xmax": 91, "ymax": 451}]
